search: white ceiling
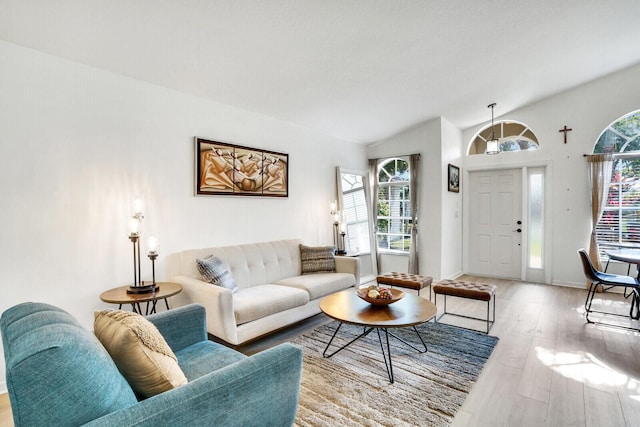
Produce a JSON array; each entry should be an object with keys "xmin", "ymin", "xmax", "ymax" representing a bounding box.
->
[{"xmin": 2, "ymin": 0, "xmax": 640, "ymax": 143}]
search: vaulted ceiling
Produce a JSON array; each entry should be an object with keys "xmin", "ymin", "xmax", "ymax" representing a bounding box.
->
[{"xmin": 2, "ymin": 0, "xmax": 639, "ymax": 143}]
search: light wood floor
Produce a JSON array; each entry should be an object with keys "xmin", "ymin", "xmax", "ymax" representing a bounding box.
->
[{"xmin": 2, "ymin": 276, "xmax": 640, "ymax": 426}]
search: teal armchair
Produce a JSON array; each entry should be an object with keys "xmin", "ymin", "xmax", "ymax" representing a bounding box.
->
[{"xmin": 1, "ymin": 302, "xmax": 302, "ymax": 427}]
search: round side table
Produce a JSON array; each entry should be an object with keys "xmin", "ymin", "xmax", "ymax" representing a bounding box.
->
[{"xmin": 100, "ymin": 282, "xmax": 182, "ymax": 315}]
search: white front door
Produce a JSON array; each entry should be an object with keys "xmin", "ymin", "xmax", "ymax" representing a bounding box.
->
[{"xmin": 468, "ymin": 169, "xmax": 523, "ymax": 279}]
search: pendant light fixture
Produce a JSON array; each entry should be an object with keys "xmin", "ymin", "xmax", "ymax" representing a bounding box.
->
[{"xmin": 486, "ymin": 102, "xmax": 499, "ymax": 155}]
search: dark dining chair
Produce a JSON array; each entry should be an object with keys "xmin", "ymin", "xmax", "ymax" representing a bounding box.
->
[{"xmin": 577, "ymin": 248, "xmax": 640, "ymax": 328}]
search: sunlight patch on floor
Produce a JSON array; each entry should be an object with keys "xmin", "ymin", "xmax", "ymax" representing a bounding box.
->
[{"xmin": 535, "ymin": 346, "xmax": 639, "ymax": 391}]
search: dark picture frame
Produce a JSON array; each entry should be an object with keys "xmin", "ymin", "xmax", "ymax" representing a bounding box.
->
[
  {"xmin": 195, "ymin": 137, "xmax": 288, "ymax": 197},
  {"xmin": 448, "ymin": 164, "xmax": 460, "ymax": 193}
]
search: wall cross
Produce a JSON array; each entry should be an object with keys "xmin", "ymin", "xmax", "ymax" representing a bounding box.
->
[{"xmin": 559, "ymin": 125, "xmax": 572, "ymax": 144}]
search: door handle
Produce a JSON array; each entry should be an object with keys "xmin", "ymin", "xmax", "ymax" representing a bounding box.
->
[{"xmin": 513, "ymin": 228, "xmax": 522, "ymax": 233}]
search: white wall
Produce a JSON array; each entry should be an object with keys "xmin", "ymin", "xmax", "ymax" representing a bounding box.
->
[
  {"xmin": 461, "ymin": 62, "xmax": 640, "ymax": 287},
  {"xmin": 0, "ymin": 41, "xmax": 366, "ymax": 392},
  {"xmin": 440, "ymin": 117, "xmax": 463, "ymax": 279},
  {"xmin": 367, "ymin": 118, "xmax": 451, "ymax": 279}
]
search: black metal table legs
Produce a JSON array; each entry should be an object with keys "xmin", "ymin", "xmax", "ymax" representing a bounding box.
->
[
  {"xmin": 322, "ymin": 322, "xmax": 428, "ymax": 383},
  {"xmin": 118, "ymin": 298, "xmax": 170, "ymax": 316}
]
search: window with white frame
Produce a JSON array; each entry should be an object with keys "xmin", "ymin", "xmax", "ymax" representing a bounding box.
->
[
  {"xmin": 376, "ymin": 158, "xmax": 412, "ymax": 252},
  {"xmin": 341, "ymin": 173, "xmax": 371, "ymax": 253},
  {"xmin": 594, "ymin": 110, "xmax": 640, "ymax": 256}
]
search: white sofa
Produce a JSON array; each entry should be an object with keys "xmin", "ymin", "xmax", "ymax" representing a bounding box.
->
[{"xmin": 166, "ymin": 239, "xmax": 359, "ymax": 345}]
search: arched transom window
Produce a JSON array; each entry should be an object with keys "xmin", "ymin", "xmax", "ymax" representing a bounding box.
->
[
  {"xmin": 594, "ymin": 110, "xmax": 640, "ymax": 153},
  {"xmin": 468, "ymin": 121, "xmax": 539, "ymax": 155}
]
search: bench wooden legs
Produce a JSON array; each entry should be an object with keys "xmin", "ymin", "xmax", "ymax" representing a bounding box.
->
[{"xmin": 434, "ymin": 293, "xmax": 496, "ymax": 334}]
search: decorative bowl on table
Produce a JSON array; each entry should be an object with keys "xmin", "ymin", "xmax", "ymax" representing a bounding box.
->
[{"xmin": 357, "ymin": 287, "xmax": 404, "ymax": 306}]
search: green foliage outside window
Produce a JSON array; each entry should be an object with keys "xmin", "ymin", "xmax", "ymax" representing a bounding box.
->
[
  {"xmin": 594, "ymin": 112, "xmax": 640, "ymax": 153},
  {"xmin": 376, "ymin": 158, "xmax": 411, "ymax": 252}
]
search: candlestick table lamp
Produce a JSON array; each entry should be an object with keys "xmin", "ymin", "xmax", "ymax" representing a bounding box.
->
[
  {"xmin": 126, "ymin": 198, "xmax": 157, "ymax": 294},
  {"xmin": 336, "ymin": 222, "xmax": 347, "ymax": 255},
  {"xmin": 147, "ymin": 236, "xmax": 159, "ymax": 288},
  {"xmin": 330, "ymin": 200, "xmax": 339, "ymax": 251}
]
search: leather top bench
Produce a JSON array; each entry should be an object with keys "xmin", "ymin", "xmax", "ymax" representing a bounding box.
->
[
  {"xmin": 433, "ymin": 280, "xmax": 495, "ymax": 301},
  {"xmin": 432, "ymin": 279, "xmax": 496, "ymax": 333},
  {"xmin": 376, "ymin": 272, "xmax": 433, "ymax": 298}
]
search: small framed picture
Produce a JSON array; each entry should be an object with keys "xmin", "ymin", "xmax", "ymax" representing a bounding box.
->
[{"xmin": 448, "ymin": 164, "xmax": 460, "ymax": 193}]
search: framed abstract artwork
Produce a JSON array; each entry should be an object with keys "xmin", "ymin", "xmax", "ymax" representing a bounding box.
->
[
  {"xmin": 195, "ymin": 137, "xmax": 289, "ymax": 197},
  {"xmin": 448, "ymin": 163, "xmax": 460, "ymax": 193}
]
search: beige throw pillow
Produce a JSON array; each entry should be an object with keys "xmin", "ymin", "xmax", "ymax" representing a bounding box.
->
[{"xmin": 94, "ymin": 309, "xmax": 187, "ymax": 398}]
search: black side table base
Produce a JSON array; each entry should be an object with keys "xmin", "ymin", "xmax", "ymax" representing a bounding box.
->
[
  {"xmin": 127, "ymin": 284, "xmax": 159, "ymax": 294},
  {"xmin": 129, "ymin": 299, "xmax": 170, "ymax": 316}
]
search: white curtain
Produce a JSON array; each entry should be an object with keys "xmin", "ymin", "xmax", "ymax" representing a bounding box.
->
[
  {"xmin": 408, "ymin": 154, "xmax": 421, "ymax": 274},
  {"xmin": 368, "ymin": 159, "xmax": 380, "ymax": 275},
  {"xmin": 587, "ymin": 153, "xmax": 614, "ymax": 271}
]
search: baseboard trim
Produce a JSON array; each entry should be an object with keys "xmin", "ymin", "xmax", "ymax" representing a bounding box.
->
[
  {"xmin": 552, "ymin": 280, "xmax": 587, "ymax": 289},
  {"xmin": 446, "ymin": 271, "xmax": 464, "ymax": 280}
]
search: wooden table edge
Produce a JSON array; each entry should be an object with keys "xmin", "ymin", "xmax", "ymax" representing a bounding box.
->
[{"xmin": 99, "ymin": 282, "xmax": 183, "ymax": 304}]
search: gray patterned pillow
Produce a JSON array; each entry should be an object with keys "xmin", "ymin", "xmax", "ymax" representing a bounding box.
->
[
  {"xmin": 299, "ymin": 244, "xmax": 336, "ymax": 274},
  {"xmin": 196, "ymin": 255, "xmax": 238, "ymax": 293}
]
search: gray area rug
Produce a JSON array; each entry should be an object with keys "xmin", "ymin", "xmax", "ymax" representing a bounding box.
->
[{"xmin": 292, "ymin": 321, "xmax": 498, "ymax": 427}]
